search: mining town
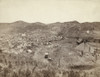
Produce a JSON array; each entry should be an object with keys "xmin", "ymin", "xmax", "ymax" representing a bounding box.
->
[{"xmin": 0, "ymin": 21, "xmax": 100, "ymax": 77}]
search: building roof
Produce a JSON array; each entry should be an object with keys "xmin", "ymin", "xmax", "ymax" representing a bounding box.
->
[{"xmin": 75, "ymin": 43, "xmax": 95, "ymax": 53}]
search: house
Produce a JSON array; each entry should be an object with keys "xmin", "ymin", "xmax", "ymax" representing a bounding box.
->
[
  {"xmin": 75, "ymin": 42, "xmax": 100, "ymax": 61},
  {"xmin": 75, "ymin": 43, "xmax": 96, "ymax": 55}
]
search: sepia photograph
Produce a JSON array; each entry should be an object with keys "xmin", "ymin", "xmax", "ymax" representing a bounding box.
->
[{"xmin": 0, "ymin": 0, "xmax": 100, "ymax": 77}]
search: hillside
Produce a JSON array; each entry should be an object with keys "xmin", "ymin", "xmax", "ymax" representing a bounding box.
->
[{"xmin": 0, "ymin": 21, "xmax": 100, "ymax": 77}]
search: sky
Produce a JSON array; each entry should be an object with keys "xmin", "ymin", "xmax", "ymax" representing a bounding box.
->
[{"xmin": 0, "ymin": 0, "xmax": 100, "ymax": 23}]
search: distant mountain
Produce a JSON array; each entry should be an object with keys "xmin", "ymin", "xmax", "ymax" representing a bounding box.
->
[{"xmin": 0, "ymin": 21, "xmax": 100, "ymax": 38}]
